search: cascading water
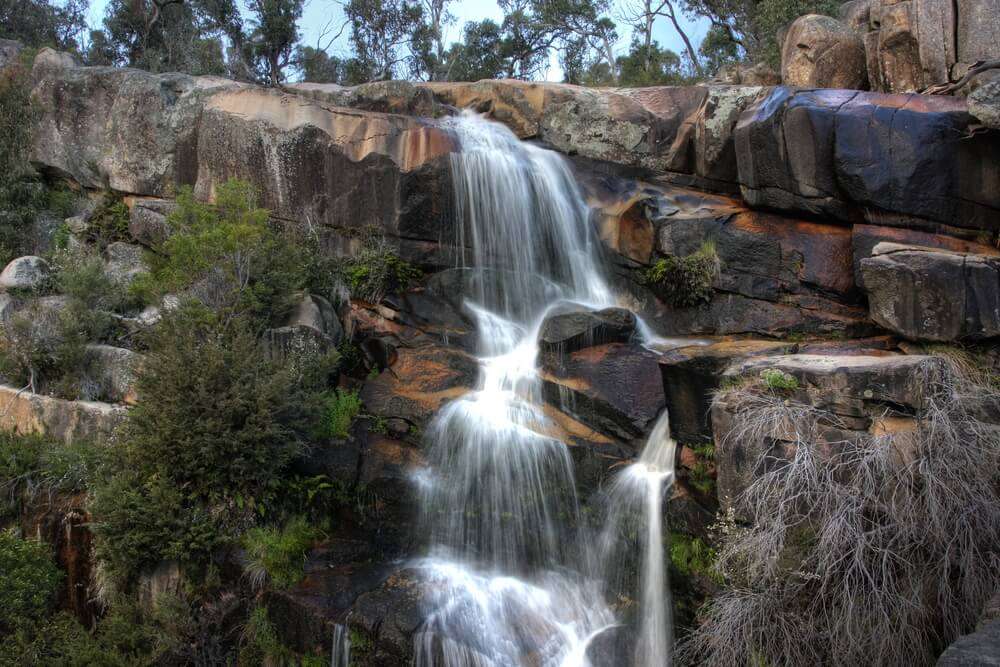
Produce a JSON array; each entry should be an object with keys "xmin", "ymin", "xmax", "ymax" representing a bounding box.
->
[
  {"xmin": 412, "ymin": 110, "xmax": 675, "ymax": 666},
  {"xmin": 598, "ymin": 411, "xmax": 678, "ymax": 667}
]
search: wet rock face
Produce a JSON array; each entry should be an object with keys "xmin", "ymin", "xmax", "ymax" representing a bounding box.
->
[
  {"xmin": 736, "ymin": 87, "xmax": 1000, "ymax": 231},
  {"xmin": 782, "ymin": 14, "xmax": 868, "ymax": 89},
  {"xmin": 861, "ymin": 243, "xmax": 1000, "ymax": 341},
  {"xmin": 540, "ymin": 342, "xmax": 666, "ymax": 442},
  {"xmin": 537, "ymin": 306, "xmax": 636, "ymax": 355}
]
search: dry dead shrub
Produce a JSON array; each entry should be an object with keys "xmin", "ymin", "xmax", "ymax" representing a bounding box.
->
[{"xmin": 677, "ymin": 360, "xmax": 1000, "ymax": 667}]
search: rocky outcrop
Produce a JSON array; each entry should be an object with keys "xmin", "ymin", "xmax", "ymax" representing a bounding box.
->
[
  {"xmin": 735, "ymin": 87, "xmax": 1000, "ymax": 231},
  {"xmin": 0, "ymin": 383, "xmax": 126, "ymax": 443},
  {"xmin": 712, "ymin": 354, "xmax": 945, "ymax": 508},
  {"xmin": 712, "ymin": 62, "xmax": 781, "ymax": 86},
  {"xmin": 846, "ymin": 0, "xmax": 1000, "ymax": 93},
  {"xmin": 782, "ymin": 15, "xmax": 867, "ymax": 89},
  {"xmin": 29, "ymin": 62, "xmax": 457, "ymax": 253},
  {"xmin": 861, "ymin": 243, "xmax": 1000, "ymax": 341}
]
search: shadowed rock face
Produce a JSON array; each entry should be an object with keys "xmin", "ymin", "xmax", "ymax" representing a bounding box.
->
[
  {"xmin": 736, "ymin": 87, "xmax": 1000, "ymax": 231},
  {"xmin": 861, "ymin": 243, "xmax": 1000, "ymax": 341}
]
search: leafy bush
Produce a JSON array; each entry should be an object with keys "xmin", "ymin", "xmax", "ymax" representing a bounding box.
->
[
  {"xmin": 134, "ymin": 180, "xmax": 306, "ymax": 326},
  {"xmin": 760, "ymin": 368, "xmax": 798, "ymax": 391},
  {"xmin": 319, "ymin": 388, "xmax": 362, "ymax": 439},
  {"xmin": 242, "ymin": 516, "xmax": 320, "ymax": 589},
  {"xmin": 0, "ymin": 430, "xmax": 98, "ymax": 521},
  {"xmin": 85, "ymin": 193, "xmax": 131, "ymax": 248},
  {"xmin": 340, "ymin": 228, "xmax": 421, "ymax": 303},
  {"xmin": 91, "ymin": 303, "xmax": 326, "ymax": 588},
  {"xmin": 0, "ymin": 529, "xmax": 62, "ymax": 634},
  {"xmin": 641, "ymin": 241, "xmax": 719, "ymax": 308},
  {"xmin": 0, "ymin": 300, "xmax": 87, "ymax": 396}
]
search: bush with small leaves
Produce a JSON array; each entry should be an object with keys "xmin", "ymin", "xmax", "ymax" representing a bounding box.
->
[
  {"xmin": 641, "ymin": 241, "xmax": 719, "ymax": 308},
  {"xmin": 0, "ymin": 529, "xmax": 62, "ymax": 635}
]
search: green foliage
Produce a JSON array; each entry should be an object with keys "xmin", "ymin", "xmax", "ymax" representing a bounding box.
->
[
  {"xmin": 0, "ymin": 430, "xmax": 98, "ymax": 521},
  {"xmin": 0, "ymin": 0, "xmax": 89, "ymax": 51},
  {"xmin": 86, "ymin": 194, "xmax": 131, "ymax": 248},
  {"xmin": 641, "ymin": 241, "xmax": 719, "ymax": 308},
  {"xmin": 616, "ymin": 39, "xmax": 690, "ymax": 86},
  {"xmin": 670, "ymin": 531, "xmax": 719, "ymax": 582},
  {"xmin": 341, "ymin": 229, "xmax": 421, "ymax": 303},
  {"xmin": 242, "ymin": 516, "xmax": 320, "ymax": 589},
  {"xmin": 239, "ymin": 605, "xmax": 296, "ymax": 664},
  {"xmin": 319, "ymin": 388, "xmax": 362, "ymax": 439},
  {"xmin": 135, "ymin": 180, "xmax": 305, "ymax": 326},
  {"xmin": 761, "ymin": 368, "xmax": 799, "ymax": 391},
  {"xmin": 91, "ymin": 303, "xmax": 325, "ymax": 588},
  {"xmin": 0, "ymin": 529, "xmax": 62, "ymax": 634}
]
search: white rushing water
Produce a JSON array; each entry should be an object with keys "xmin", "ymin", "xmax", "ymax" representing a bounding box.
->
[
  {"xmin": 413, "ymin": 110, "xmax": 676, "ymax": 666},
  {"xmin": 331, "ymin": 623, "xmax": 350, "ymax": 667},
  {"xmin": 599, "ymin": 411, "xmax": 678, "ymax": 667}
]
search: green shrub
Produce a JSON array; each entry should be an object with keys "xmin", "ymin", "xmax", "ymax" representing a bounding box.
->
[
  {"xmin": 0, "ymin": 430, "xmax": 98, "ymax": 521},
  {"xmin": 319, "ymin": 388, "xmax": 362, "ymax": 439},
  {"xmin": 242, "ymin": 516, "xmax": 320, "ymax": 589},
  {"xmin": 91, "ymin": 303, "xmax": 326, "ymax": 588},
  {"xmin": 86, "ymin": 194, "xmax": 130, "ymax": 247},
  {"xmin": 761, "ymin": 368, "xmax": 799, "ymax": 391},
  {"xmin": 641, "ymin": 241, "xmax": 719, "ymax": 308},
  {"xmin": 670, "ymin": 531, "xmax": 719, "ymax": 582},
  {"xmin": 340, "ymin": 229, "xmax": 421, "ymax": 303},
  {"xmin": 239, "ymin": 606, "xmax": 296, "ymax": 665},
  {"xmin": 0, "ymin": 529, "xmax": 62, "ymax": 634},
  {"xmin": 134, "ymin": 180, "xmax": 306, "ymax": 326}
]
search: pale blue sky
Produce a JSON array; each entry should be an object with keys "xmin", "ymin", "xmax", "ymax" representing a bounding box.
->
[{"xmin": 86, "ymin": 0, "xmax": 710, "ymax": 81}]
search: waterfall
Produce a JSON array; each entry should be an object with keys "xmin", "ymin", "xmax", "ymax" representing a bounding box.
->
[
  {"xmin": 599, "ymin": 411, "xmax": 677, "ymax": 667},
  {"xmin": 412, "ymin": 110, "xmax": 673, "ymax": 666},
  {"xmin": 331, "ymin": 624, "xmax": 350, "ymax": 667}
]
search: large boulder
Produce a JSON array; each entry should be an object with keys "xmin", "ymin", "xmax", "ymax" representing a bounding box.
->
[
  {"xmin": 0, "ymin": 256, "xmax": 51, "ymax": 290},
  {"xmin": 538, "ymin": 306, "xmax": 636, "ymax": 355},
  {"xmin": 781, "ymin": 15, "xmax": 868, "ymax": 89},
  {"xmin": 735, "ymin": 87, "xmax": 1000, "ymax": 231},
  {"xmin": 860, "ymin": 242, "xmax": 1000, "ymax": 341},
  {"xmin": 539, "ymin": 342, "xmax": 666, "ymax": 442}
]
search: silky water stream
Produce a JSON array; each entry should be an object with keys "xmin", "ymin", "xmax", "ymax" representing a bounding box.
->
[{"xmin": 409, "ymin": 111, "xmax": 678, "ymax": 667}]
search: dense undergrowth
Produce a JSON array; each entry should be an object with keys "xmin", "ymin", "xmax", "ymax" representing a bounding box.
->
[{"xmin": 0, "ymin": 170, "xmax": 382, "ymax": 663}]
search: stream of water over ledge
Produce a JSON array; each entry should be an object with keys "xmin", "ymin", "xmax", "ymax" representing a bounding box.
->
[{"xmin": 408, "ymin": 111, "xmax": 678, "ymax": 667}]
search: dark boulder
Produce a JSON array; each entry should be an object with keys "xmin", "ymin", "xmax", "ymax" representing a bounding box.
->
[
  {"xmin": 735, "ymin": 87, "xmax": 1000, "ymax": 232},
  {"xmin": 540, "ymin": 342, "xmax": 666, "ymax": 442},
  {"xmin": 538, "ymin": 306, "xmax": 637, "ymax": 355},
  {"xmin": 861, "ymin": 243, "xmax": 1000, "ymax": 341}
]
